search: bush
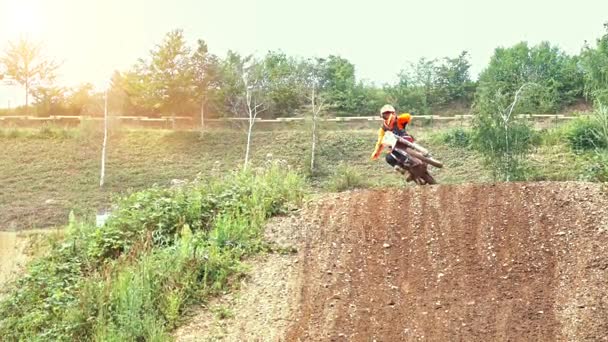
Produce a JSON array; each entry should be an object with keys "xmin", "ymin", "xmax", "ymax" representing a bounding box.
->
[
  {"xmin": 440, "ymin": 127, "xmax": 472, "ymax": 148},
  {"xmin": 566, "ymin": 118, "xmax": 606, "ymax": 150},
  {"xmin": 0, "ymin": 125, "xmax": 75, "ymax": 139},
  {"xmin": 0, "ymin": 162, "xmax": 305, "ymax": 341},
  {"xmin": 579, "ymin": 152, "xmax": 608, "ymax": 182},
  {"xmin": 473, "ymin": 113, "xmax": 538, "ymax": 181},
  {"xmin": 327, "ymin": 164, "xmax": 369, "ymax": 192}
]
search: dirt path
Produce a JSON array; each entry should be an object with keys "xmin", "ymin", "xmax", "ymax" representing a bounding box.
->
[
  {"xmin": 0, "ymin": 229, "xmax": 57, "ymax": 296},
  {"xmin": 177, "ymin": 182, "xmax": 608, "ymax": 341},
  {"xmin": 0, "ymin": 232, "xmax": 30, "ymax": 288},
  {"xmin": 174, "ymin": 215, "xmax": 306, "ymax": 341}
]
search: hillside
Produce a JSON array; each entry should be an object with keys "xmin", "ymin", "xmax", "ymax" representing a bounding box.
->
[{"xmin": 0, "ymin": 127, "xmax": 491, "ymax": 230}]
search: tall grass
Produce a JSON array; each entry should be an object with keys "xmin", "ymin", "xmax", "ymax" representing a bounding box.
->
[
  {"xmin": 326, "ymin": 164, "xmax": 370, "ymax": 192},
  {"xmin": 0, "ymin": 161, "xmax": 305, "ymax": 341}
]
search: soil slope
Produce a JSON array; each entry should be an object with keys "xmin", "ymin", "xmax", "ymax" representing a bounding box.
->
[{"xmin": 179, "ymin": 182, "xmax": 608, "ymax": 341}]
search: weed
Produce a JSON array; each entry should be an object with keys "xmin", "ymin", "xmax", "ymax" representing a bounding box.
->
[
  {"xmin": 0, "ymin": 163, "xmax": 305, "ymax": 340},
  {"xmin": 327, "ymin": 164, "xmax": 369, "ymax": 192}
]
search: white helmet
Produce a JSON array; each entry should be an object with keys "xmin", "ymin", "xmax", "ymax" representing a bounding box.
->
[{"xmin": 380, "ymin": 104, "xmax": 395, "ymax": 117}]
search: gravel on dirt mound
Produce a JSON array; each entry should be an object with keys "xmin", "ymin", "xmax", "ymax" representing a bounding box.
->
[{"xmin": 177, "ymin": 182, "xmax": 608, "ymax": 341}]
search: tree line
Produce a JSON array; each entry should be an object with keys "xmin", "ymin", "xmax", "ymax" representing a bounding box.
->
[{"xmin": 2, "ymin": 24, "xmax": 608, "ymax": 119}]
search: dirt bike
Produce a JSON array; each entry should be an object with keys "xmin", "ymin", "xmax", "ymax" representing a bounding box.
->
[{"xmin": 381, "ymin": 131, "xmax": 444, "ymax": 185}]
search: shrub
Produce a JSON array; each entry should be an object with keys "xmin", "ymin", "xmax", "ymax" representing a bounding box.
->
[
  {"xmin": 440, "ymin": 127, "xmax": 472, "ymax": 148},
  {"xmin": 566, "ymin": 118, "xmax": 606, "ymax": 150},
  {"xmin": 327, "ymin": 164, "xmax": 369, "ymax": 192},
  {"xmin": 0, "ymin": 162, "xmax": 305, "ymax": 341}
]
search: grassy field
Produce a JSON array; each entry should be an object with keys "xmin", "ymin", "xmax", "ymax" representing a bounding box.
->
[{"xmin": 0, "ymin": 122, "xmax": 601, "ymax": 230}]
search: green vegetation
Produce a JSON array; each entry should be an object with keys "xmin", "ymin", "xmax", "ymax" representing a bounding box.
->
[
  {"xmin": 326, "ymin": 164, "xmax": 370, "ymax": 192},
  {"xmin": 475, "ymin": 42, "xmax": 583, "ymax": 114},
  {"xmin": 5, "ymin": 25, "xmax": 608, "ymax": 120},
  {"xmin": 0, "ymin": 163, "xmax": 304, "ymax": 341},
  {"xmin": 433, "ymin": 127, "xmax": 473, "ymax": 148},
  {"xmin": 580, "ymin": 24, "xmax": 608, "ymax": 104}
]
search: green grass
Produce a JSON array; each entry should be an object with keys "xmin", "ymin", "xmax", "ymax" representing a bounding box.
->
[
  {"xmin": 2, "ymin": 122, "xmax": 606, "ymax": 230},
  {"xmin": 0, "ymin": 126, "xmax": 486, "ymax": 230}
]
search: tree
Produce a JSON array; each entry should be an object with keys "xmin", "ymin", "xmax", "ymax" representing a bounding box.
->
[
  {"xmin": 435, "ymin": 51, "xmax": 475, "ymax": 104},
  {"xmin": 190, "ymin": 39, "xmax": 219, "ymax": 131},
  {"xmin": 473, "ymin": 83, "xmax": 539, "ymax": 181},
  {"xmin": 109, "ymin": 69, "xmax": 157, "ymax": 116},
  {"xmin": 241, "ymin": 59, "xmax": 268, "ymax": 169},
  {"xmin": 385, "ymin": 70, "xmax": 429, "ymax": 115},
  {"xmin": 580, "ymin": 23, "xmax": 608, "ymax": 104},
  {"xmin": 66, "ymin": 83, "xmax": 97, "ymax": 115},
  {"xmin": 217, "ymin": 51, "xmax": 249, "ymax": 117},
  {"xmin": 1, "ymin": 38, "xmax": 59, "ymax": 114},
  {"xmin": 262, "ymin": 51, "xmax": 304, "ymax": 117},
  {"xmin": 300, "ymin": 58, "xmax": 329, "ymax": 173},
  {"xmin": 148, "ymin": 30, "xmax": 194, "ymax": 121},
  {"xmin": 31, "ymin": 85, "xmax": 66, "ymax": 116},
  {"xmin": 475, "ymin": 42, "xmax": 584, "ymax": 114},
  {"xmin": 322, "ymin": 55, "xmax": 357, "ymax": 114},
  {"xmin": 218, "ymin": 53, "xmax": 268, "ymax": 168},
  {"xmin": 386, "ymin": 52, "xmax": 474, "ymax": 115},
  {"xmin": 100, "ymin": 90, "xmax": 109, "ymax": 187}
]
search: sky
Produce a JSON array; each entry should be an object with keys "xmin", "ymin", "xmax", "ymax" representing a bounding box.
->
[{"xmin": 0, "ymin": 0, "xmax": 607, "ymax": 108}]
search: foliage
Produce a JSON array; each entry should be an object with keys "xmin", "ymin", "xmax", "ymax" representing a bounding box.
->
[
  {"xmin": 437, "ymin": 127, "xmax": 473, "ymax": 148},
  {"xmin": 261, "ymin": 51, "xmax": 304, "ymax": 117},
  {"xmin": 190, "ymin": 39, "xmax": 221, "ymax": 120},
  {"xmin": 475, "ymin": 42, "xmax": 584, "ymax": 114},
  {"xmin": 7, "ymin": 25, "xmax": 608, "ymax": 120},
  {"xmin": 1, "ymin": 37, "xmax": 59, "ymax": 111},
  {"xmin": 473, "ymin": 84, "xmax": 540, "ymax": 181},
  {"xmin": 544, "ymin": 103, "xmax": 608, "ymax": 150},
  {"xmin": 584, "ymin": 151, "xmax": 608, "ymax": 182},
  {"xmin": 580, "ymin": 24, "xmax": 608, "ymax": 104},
  {"xmin": 565, "ymin": 118, "xmax": 606, "ymax": 150},
  {"xmin": 385, "ymin": 51, "xmax": 475, "ymax": 115},
  {"xmin": 30, "ymin": 85, "xmax": 67, "ymax": 116},
  {"xmin": 326, "ymin": 164, "xmax": 369, "ymax": 191},
  {"xmin": 0, "ymin": 163, "xmax": 305, "ymax": 341}
]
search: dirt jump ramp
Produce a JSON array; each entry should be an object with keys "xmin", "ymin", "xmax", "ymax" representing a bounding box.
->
[{"xmin": 285, "ymin": 182, "xmax": 608, "ymax": 341}]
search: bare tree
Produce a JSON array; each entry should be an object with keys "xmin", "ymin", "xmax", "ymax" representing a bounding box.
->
[
  {"xmin": 309, "ymin": 81, "xmax": 326, "ymax": 173},
  {"xmin": 100, "ymin": 90, "xmax": 108, "ymax": 187},
  {"xmin": 499, "ymin": 83, "xmax": 537, "ymax": 176},
  {"xmin": 242, "ymin": 62, "xmax": 267, "ymax": 169},
  {"xmin": 219, "ymin": 52, "xmax": 268, "ymax": 169},
  {"xmin": 302, "ymin": 58, "xmax": 327, "ymax": 174}
]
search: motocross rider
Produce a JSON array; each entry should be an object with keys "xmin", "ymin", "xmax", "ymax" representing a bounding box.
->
[{"xmin": 370, "ymin": 104, "xmax": 418, "ymax": 175}]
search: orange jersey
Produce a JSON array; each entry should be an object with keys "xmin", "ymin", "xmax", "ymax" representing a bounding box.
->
[
  {"xmin": 371, "ymin": 113, "xmax": 412, "ymax": 159},
  {"xmin": 383, "ymin": 113, "xmax": 411, "ymax": 132}
]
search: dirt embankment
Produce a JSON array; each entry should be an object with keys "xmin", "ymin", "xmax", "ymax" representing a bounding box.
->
[
  {"xmin": 178, "ymin": 182, "xmax": 608, "ymax": 341},
  {"xmin": 0, "ymin": 232, "xmax": 32, "ymax": 294},
  {"xmin": 0, "ymin": 230, "xmax": 58, "ymax": 296}
]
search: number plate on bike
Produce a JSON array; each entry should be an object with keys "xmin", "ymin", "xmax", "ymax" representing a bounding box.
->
[{"xmin": 382, "ymin": 132, "xmax": 398, "ymax": 147}]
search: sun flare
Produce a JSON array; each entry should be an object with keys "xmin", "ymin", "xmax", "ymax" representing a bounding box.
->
[{"xmin": 5, "ymin": 0, "xmax": 43, "ymax": 37}]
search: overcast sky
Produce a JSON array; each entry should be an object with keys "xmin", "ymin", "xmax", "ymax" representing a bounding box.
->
[{"xmin": 0, "ymin": 0, "xmax": 607, "ymax": 108}]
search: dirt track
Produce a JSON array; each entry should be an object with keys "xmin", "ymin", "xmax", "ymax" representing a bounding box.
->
[
  {"xmin": 177, "ymin": 182, "xmax": 608, "ymax": 341},
  {"xmin": 286, "ymin": 182, "xmax": 608, "ymax": 341}
]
